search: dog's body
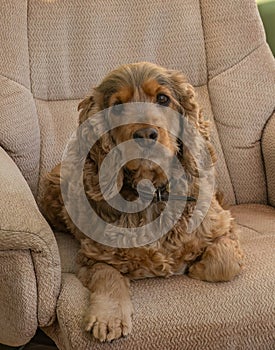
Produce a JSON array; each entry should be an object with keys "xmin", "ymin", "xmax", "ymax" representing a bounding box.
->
[{"xmin": 43, "ymin": 62, "xmax": 244, "ymax": 342}]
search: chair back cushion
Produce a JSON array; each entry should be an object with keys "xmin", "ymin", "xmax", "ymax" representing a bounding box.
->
[{"xmin": 1, "ymin": 0, "xmax": 274, "ymax": 205}]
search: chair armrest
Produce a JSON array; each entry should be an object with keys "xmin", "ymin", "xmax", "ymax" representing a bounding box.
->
[
  {"xmin": 0, "ymin": 147, "xmax": 61, "ymax": 346},
  {"xmin": 262, "ymin": 112, "xmax": 275, "ymax": 207}
]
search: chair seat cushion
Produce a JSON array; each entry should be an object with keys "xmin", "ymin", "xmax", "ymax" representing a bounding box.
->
[{"xmin": 46, "ymin": 204, "xmax": 275, "ymax": 349}]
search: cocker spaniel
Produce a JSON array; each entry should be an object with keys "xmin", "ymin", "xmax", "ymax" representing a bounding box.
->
[{"xmin": 42, "ymin": 62, "xmax": 244, "ymax": 342}]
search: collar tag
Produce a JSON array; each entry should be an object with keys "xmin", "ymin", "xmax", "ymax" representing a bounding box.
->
[{"xmin": 156, "ymin": 188, "xmax": 161, "ymax": 201}]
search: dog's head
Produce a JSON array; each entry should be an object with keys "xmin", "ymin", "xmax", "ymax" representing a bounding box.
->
[{"xmin": 78, "ymin": 62, "xmax": 216, "ymax": 201}]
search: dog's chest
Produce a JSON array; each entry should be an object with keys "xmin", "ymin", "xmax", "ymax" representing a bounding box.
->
[{"xmin": 111, "ymin": 243, "xmax": 193, "ymax": 279}]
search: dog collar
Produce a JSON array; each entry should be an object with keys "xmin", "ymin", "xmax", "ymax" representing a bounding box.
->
[{"xmin": 138, "ymin": 185, "xmax": 196, "ymax": 203}]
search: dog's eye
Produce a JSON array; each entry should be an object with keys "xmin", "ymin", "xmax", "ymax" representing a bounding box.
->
[
  {"xmin": 156, "ymin": 94, "xmax": 170, "ymax": 106},
  {"xmin": 111, "ymin": 102, "xmax": 123, "ymax": 115}
]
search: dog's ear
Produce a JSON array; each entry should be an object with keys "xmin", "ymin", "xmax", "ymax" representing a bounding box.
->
[
  {"xmin": 168, "ymin": 70, "xmax": 217, "ymax": 175},
  {"xmin": 78, "ymin": 94, "xmax": 97, "ymax": 125},
  {"xmin": 78, "ymin": 92, "xmax": 124, "ymax": 202},
  {"xmin": 78, "ymin": 92, "xmax": 110, "ymax": 151},
  {"xmin": 167, "ymin": 70, "xmax": 209, "ymax": 136}
]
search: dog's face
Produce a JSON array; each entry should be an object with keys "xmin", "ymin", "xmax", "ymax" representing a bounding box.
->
[
  {"xmin": 100, "ymin": 67, "xmax": 183, "ymax": 188},
  {"xmin": 106, "ymin": 80, "xmax": 179, "ymax": 154},
  {"xmin": 78, "ymin": 62, "xmax": 214, "ymax": 197}
]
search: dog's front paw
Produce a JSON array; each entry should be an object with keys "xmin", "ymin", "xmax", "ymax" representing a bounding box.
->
[{"xmin": 84, "ymin": 295, "xmax": 133, "ymax": 342}]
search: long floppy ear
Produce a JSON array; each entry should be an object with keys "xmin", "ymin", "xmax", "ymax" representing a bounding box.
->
[
  {"xmin": 78, "ymin": 94, "xmax": 97, "ymax": 125},
  {"xmin": 168, "ymin": 70, "xmax": 217, "ymax": 176},
  {"xmin": 78, "ymin": 92, "xmax": 124, "ymax": 202}
]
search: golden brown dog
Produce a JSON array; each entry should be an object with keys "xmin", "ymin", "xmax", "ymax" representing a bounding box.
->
[{"xmin": 42, "ymin": 62, "xmax": 244, "ymax": 342}]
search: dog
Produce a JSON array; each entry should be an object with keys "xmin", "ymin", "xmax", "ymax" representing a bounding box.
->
[{"xmin": 42, "ymin": 62, "xmax": 244, "ymax": 342}]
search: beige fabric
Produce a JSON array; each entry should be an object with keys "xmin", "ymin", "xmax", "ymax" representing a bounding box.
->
[
  {"xmin": 0, "ymin": 0, "xmax": 30, "ymax": 89},
  {"xmin": 55, "ymin": 232, "xmax": 80, "ymax": 274},
  {"xmin": 231, "ymin": 203, "xmax": 275, "ymax": 234},
  {"xmin": 0, "ymin": 76, "xmax": 40, "ymax": 195},
  {"xmin": 262, "ymin": 113, "xmax": 275, "ymax": 207},
  {"xmin": 0, "ymin": 147, "xmax": 61, "ymax": 329},
  {"xmin": 2, "ymin": 0, "xmax": 272, "ymax": 205},
  {"xmin": 209, "ymin": 45, "xmax": 275, "ymax": 204},
  {"xmin": 0, "ymin": 1, "xmax": 39, "ymax": 195},
  {"xmin": 201, "ymin": 0, "xmax": 275, "ymax": 204},
  {"xmin": 0, "ymin": 250, "xmax": 37, "ymax": 346},
  {"xmin": 44, "ymin": 204, "xmax": 275, "ymax": 350},
  {"xmin": 0, "ymin": 0, "xmax": 275, "ymax": 348},
  {"xmin": 35, "ymin": 99, "xmax": 79, "ymax": 205},
  {"xmin": 196, "ymin": 86, "xmax": 235, "ymax": 204},
  {"xmin": 200, "ymin": 0, "xmax": 266, "ymax": 79},
  {"xmin": 28, "ymin": 0, "xmax": 207, "ymax": 100}
]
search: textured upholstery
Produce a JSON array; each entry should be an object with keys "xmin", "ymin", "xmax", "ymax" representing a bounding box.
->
[
  {"xmin": 27, "ymin": 0, "xmax": 207, "ymax": 100},
  {"xmin": 209, "ymin": 46, "xmax": 275, "ymax": 204},
  {"xmin": 43, "ymin": 205, "xmax": 275, "ymax": 350},
  {"xmin": 0, "ymin": 0, "xmax": 275, "ymax": 348},
  {"xmin": 35, "ymin": 99, "xmax": 79, "ymax": 205},
  {"xmin": 0, "ymin": 250, "xmax": 37, "ymax": 346},
  {"xmin": 0, "ymin": 0, "xmax": 30, "ymax": 89},
  {"xmin": 0, "ymin": 147, "xmax": 61, "ymax": 346},
  {"xmin": 0, "ymin": 77, "xmax": 40, "ymax": 195},
  {"xmin": 0, "ymin": 1, "xmax": 40, "ymax": 194},
  {"xmin": 200, "ymin": 0, "xmax": 266, "ymax": 79},
  {"xmin": 262, "ymin": 113, "xmax": 275, "ymax": 206},
  {"xmin": 195, "ymin": 86, "xmax": 236, "ymax": 204},
  {"xmin": 201, "ymin": 0, "xmax": 274, "ymax": 204}
]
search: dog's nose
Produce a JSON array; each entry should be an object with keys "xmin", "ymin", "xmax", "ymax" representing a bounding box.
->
[{"xmin": 133, "ymin": 128, "xmax": 158, "ymax": 145}]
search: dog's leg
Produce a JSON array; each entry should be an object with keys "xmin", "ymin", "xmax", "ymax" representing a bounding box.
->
[
  {"xmin": 78, "ymin": 263, "xmax": 133, "ymax": 342},
  {"xmin": 188, "ymin": 235, "xmax": 244, "ymax": 282}
]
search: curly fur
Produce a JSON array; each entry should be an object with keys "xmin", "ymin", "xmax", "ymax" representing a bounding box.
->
[{"xmin": 42, "ymin": 62, "xmax": 244, "ymax": 342}]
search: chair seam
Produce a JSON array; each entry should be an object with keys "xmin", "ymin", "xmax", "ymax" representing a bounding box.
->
[
  {"xmin": 198, "ymin": 0, "xmax": 237, "ymax": 204},
  {"xmin": 237, "ymin": 222, "xmax": 267, "ymax": 236},
  {"xmin": 34, "ymin": 96, "xmax": 83, "ymax": 103},
  {"xmin": 0, "ymin": 227, "xmax": 61, "ymax": 325},
  {"xmin": 0, "ymin": 73, "xmax": 31, "ymax": 94},
  {"xmin": 209, "ymin": 42, "xmax": 266, "ymax": 82},
  {"xmin": 261, "ymin": 110, "xmax": 275, "ymax": 206},
  {"xmin": 26, "ymin": 0, "xmax": 33, "ymax": 95},
  {"xmin": 0, "ymin": 227, "xmax": 60, "ymax": 270},
  {"xmin": 208, "ymin": 41, "xmax": 269, "ymax": 205}
]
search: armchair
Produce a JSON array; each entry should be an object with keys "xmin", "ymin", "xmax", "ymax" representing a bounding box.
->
[{"xmin": 0, "ymin": 0, "xmax": 274, "ymax": 349}]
